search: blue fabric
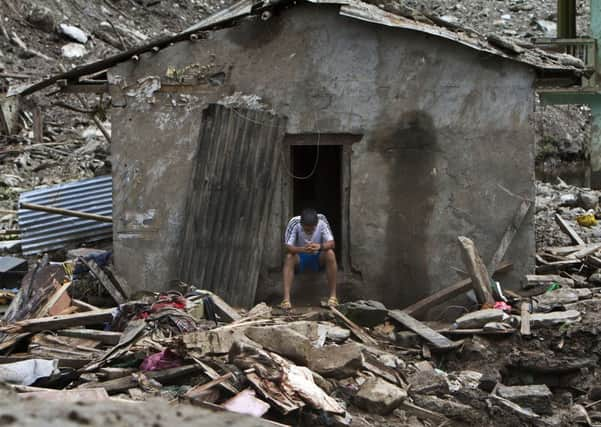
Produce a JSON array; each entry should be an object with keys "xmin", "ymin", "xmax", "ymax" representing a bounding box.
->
[{"xmin": 298, "ymin": 252, "xmax": 322, "ymax": 273}]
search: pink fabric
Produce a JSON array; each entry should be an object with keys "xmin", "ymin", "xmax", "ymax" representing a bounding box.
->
[
  {"xmin": 140, "ymin": 349, "xmax": 182, "ymax": 371},
  {"xmin": 494, "ymin": 301, "xmax": 512, "ymax": 312}
]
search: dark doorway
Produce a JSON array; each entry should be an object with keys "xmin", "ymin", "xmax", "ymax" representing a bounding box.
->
[{"xmin": 292, "ymin": 145, "xmax": 342, "ymax": 262}]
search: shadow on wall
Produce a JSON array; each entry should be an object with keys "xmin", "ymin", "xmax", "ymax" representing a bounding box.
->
[{"xmin": 370, "ymin": 110, "xmax": 438, "ymax": 306}]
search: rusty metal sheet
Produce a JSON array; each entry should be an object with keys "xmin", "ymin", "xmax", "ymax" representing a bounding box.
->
[{"xmin": 179, "ymin": 104, "xmax": 287, "ymax": 308}]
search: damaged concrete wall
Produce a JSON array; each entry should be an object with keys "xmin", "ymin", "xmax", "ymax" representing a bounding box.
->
[{"xmin": 110, "ymin": 3, "xmax": 535, "ymax": 307}]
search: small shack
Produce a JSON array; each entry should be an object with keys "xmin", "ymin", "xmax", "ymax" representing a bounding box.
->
[{"xmin": 17, "ymin": 0, "xmax": 581, "ymax": 308}]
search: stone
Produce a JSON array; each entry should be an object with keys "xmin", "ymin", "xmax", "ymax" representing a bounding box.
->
[
  {"xmin": 589, "ymin": 269, "xmax": 601, "ymax": 285},
  {"xmin": 571, "ymin": 404, "xmax": 591, "ymax": 425},
  {"xmin": 59, "ymin": 24, "xmax": 88, "ymax": 44},
  {"xmin": 496, "ymin": 384, "xmax": 553, "ymax": 415},
  {"xmin": 559, "ymin": 193, "xmax": 579, "ymax": 207},
  {"xmin": 395, "ymin": 331, "xmax": 421, "ymax": 348},
  {"xmin": 412, "ymin": 394, "xmax": 483, "ymax": 423},
  {"xmin": 307, "ymin": 342, "xmax": 363, "ymax": 379},
  {"xmin": 317, "ymin": 323, "xmax": 350, "ymax": 343},
  {"xmin": 26, "ymin": 6, "xmax": 56, "ymax": 33},
  {"xmin": 454, "ymin": 309, "xmax": 507, "ymax": 329},
  {"xmin": 338, "ymin": 300, "xmax": 387, "ymax": 327},
  {"xmin": 354, "ymin": 377, "xmax": 406, "ymax": 415},
  {"xmin": 536, "ymin": 19, "xmax": 557, "ymax": 37},
  {"xmin": 530, "ymin": 310, "xmax": 581, "ymax": 327},
  {"xmin": 61, "ymin": 43, "xmax": 88, "ymax": 59},
  {"xmin": 454, "ymin": 370, "xmax": 483, "ymax": 390},
  {"xmin": 407, "ymin": 369, "xmax": 449, "ymax": 395},
  {"xmin": 579, "ymin": 192, "xmax": 599, "ymax": 210},
  {"xmin": 245, "ymin": 326, "xmax": 312, "ymax": 365},
  {"xmin": 536, "ymin": 288, "xmax": 579, "ymax": 306},
  {"xmin": 478, "ymin": 368, "xmax": 501, "ymax": 393}
]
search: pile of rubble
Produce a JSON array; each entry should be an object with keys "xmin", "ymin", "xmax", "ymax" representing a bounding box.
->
[{"xmin": 0, "ymin": 242, "xmax": 601, "ymax": 426}]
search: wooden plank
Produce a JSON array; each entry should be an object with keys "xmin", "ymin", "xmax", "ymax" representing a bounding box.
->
[
  {"xmin": 437, "ymin": 328, "xmax": 515, "ymax": 336},
  {"xmin": 82, "ymin": 259, "xmax": 125, "ymax": 305},
  {"xmin": 388, "ymin": 310, "xmax": 459, "ymax": 350},
  {"xmin": 38, "ymin": 281, "xmax": 72, "ymax": 317},
  {"xmin": 56, "ymin": 328, "xmax": 122, "ymax": 345},
  {"xmin": 2, "ymin": 308, "xmax": 114, "ymax": 333},
  {"xmin": 0, "ymin": 355, "xmax": 89, "ymax": 369},
  {"xmin": 525, "ymin": 274, "xmax": 575, "ymax": 288},
  {"xmin": 568, "ymin": 243, "xmax": 601, "ymax": 259},
  {"xmin": 190, "ymin": 356, "xmax": 238, "ymax": 394},
  {"xmin": 488, "ymin": 200, "xmax": 532, "ymax": 272},
  {"xmin": 398, "ymin": 401, "xmax": 448, "ymax": 424},
  {"xmin": 330, "ymin": 306, "xmax": 378, "ymax": 346},
  {"xmin": 79, "ymin": 364, "xmax": 201, "ymax": 394},
  {"xmin": 555, "ymin": 213, "xmax": 585, "ymax": 246},
  {"xmin": 520, "ymin": 302, "xmax": 531, "ymax": 336},
  {"xmin": 104, "ymin": 266, "xmax": 132, "ymax": 299},
  {"xmin": 535, "ymin": 259, "xmax": 582, "ymax": 274},
  {"xmin": 72, "ymin": 299, "xmax": 101, "ymax": 312},
  {"xmin": 457, "ymin": 236, "xmax": 495, "ymax": 305}
]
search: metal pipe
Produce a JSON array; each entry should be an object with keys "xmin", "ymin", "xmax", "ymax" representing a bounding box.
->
[{"xmin": 20, "ymin": 202, "xmax": 112, "ymax": 223}]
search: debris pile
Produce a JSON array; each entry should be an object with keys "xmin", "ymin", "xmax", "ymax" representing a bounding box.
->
[{"xmin": 0, "ymin": 238, "xmax": 599, "ymax": 427}]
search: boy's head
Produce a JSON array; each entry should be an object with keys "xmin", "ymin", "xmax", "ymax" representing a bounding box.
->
[{"xmin": 300, "ymin": 208, "xmax": 318, "ymax": 234}]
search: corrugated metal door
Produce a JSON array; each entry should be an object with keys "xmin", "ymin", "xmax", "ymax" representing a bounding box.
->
[{"xmin": 180, "ymin": 104, "xmax": 287, "ymax": 308}]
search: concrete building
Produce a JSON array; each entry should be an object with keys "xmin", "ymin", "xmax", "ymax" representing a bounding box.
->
[{"xmin": 25, "ymin": 0, "xmax": 579, "ymax": 309}]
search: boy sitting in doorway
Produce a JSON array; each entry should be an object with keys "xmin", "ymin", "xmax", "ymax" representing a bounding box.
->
[{"xmin": 281, "ymin": 208, "xmax": 338, "ymax": 309}]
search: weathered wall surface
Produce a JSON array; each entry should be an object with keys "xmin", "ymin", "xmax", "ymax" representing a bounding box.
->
[{"xmin": 110, "ymin": 3, "xmax": 535, "ymax": 307}]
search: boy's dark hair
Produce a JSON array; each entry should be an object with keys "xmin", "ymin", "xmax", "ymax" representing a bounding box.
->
[{"xmin": 300, "ymin": 208, "xmax": 318, "ymax": 226}]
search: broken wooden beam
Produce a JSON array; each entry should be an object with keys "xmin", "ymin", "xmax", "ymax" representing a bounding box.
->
[
  {"xmin": 388, "ymin": 310, "xmax": 460, "ymax": 350},
  {"xmin": 82, "ymin": 258, "xmax": 125, "ymax": 304},
  {"xmin": 330, "ymin": 306, "xmax": 378, "ymax": 346},
  {"xmin": 56, "ymin": 329, "xmax": 122, "ymax": 346},
  {"xmin": 555, "ymin": 213, "xmax": 585, "ymax": 246},
  {"xmin": 2, "ymin": 308, "xmax": 114, "ymax": 333},
  {"xmin": 525, "ymin": 275, "xmax": 575, "ymax": 289},
  {"xmin": 488, "ymin": 199, "xmax": 531, "ymax": 272},
  {"xmin": 457, "ymin": 236, "xmax": 495, "ymax": 305},
  {"xmin": 79, "ymin": 364, "xmax": 201, "ymax": 394},
  {"xmin": 20, "ymin": 202, "xmax": 112, "ymax": 223}
]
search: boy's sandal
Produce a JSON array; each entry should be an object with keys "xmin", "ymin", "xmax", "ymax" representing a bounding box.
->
[
  {"xmin": 327, "ymin": 297, "xmax": 339, "ymax": 307},
  {"xmin": 279, "ymin": 300, "xmax": 292, "ymax": 310}
]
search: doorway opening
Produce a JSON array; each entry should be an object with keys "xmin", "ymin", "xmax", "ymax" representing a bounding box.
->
[{"xmin": 292, "ymin": 144, "xmax": 342, "ymax": 262}]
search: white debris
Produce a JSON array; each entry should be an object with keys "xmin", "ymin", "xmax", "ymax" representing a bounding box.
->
[
  {"xmin": 59, "ymin": 23, "xmax": 88, "ymax": 44},
  {"xmin": 61, "ymin": 43, "xmax": 87, "ymax": 59}
]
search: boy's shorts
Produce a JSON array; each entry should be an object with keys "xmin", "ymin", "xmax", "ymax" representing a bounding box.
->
[{"xmin": 297, "ymin": 252, "xmax": 322, "ymax": 273}]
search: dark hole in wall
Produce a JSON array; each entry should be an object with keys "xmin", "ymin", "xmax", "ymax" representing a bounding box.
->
[{"xmin": 292, "ymin": 145, "xmax": 342, "ymax": 263}]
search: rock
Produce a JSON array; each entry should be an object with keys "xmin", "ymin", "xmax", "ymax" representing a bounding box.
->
[
  {"xmin": 482, "ymin": 322, "xmax": 514, "ymax": 332},
  {"xmin": 536, "ymin": 19, "xmax": 557, "ymax": 37},
  {"xmin": 559, "ymin": 193, "xmax": 579, "ymax": 207},
  {"xmin": 530, "ymin": 310, "xmax": 581, "ymax": 327},
  {"xmin": 440, "ymin": 15, "xmax": 459, "ymax": 24},
  {"xmin": 317, "ymin": 323, "xmax": 350, "ymax": 343},
  {"xmin": 579, "ymin": 192, "xmax": 599, "ymax": 210},
  {"xmin": 454, "ymin": 309, "xmax": 507, "ymax": 329},
  {"xmin": 0, "ymin": 174, "xmax": 23, "ymax": 187},
  {"xmin": 338, "ymin": 300, "xmax": 387, "ymax": 327},
  {"xmin": 571, "ymin": 404, "xmax": 591, "ymax": 425},
  {"xmin": 454, "ymin": 370, "xmax": 483, "ymax": 390},
  {"xmin": 496, "ymin": 384, "xmax": 553, "ymax": 415},
  {"xmin": 26, "ymin": 6, "xmax": 56, "ymax": 33},
  {"xmin": 59, "ymin": 24, "xmax": 88, "ymax": 44},
  {"xmin": 307, "ymin": 342, "xmax": 363, "ymax": 379},
  {"xmin": 395, "ymin": 331, "xmax": 421, "ymax": 348},
  {"xmin": 61, "ymin": 43, "xmax": 87, "ymax": 59},
  {"xmin": 412, "ymin": 394, "xmax": 483, "ymax": 423},
  {"xmin": 536, "ymin": 288, "xmax": 579, "ymax": 306},
  {"xmin": 589, "ymin": 385, "xmax": 601, "ymax": 401},
  {"xmin": 589, "ymin": 269, "xmax": 601, "ymax": 285},
  {"xmin": 245, "ymin": 326, "xmax": 312, "ymax": 365},
  {"xmin": 407, "ymin": 369, "xmax": 449, "ymax": 395},
  {"xmin": 354, "ymin": 377, "xmax": 406, "ymax": 415},
  {"xmin": 478, "ymin": 369, "xmax": 501, "ymax": 392}
]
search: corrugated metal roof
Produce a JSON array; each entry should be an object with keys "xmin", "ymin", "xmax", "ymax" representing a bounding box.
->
[
  {"xmin": 18, "ymin": 176, "xmax": 112, "ymax": 255},
  {"xmin": 12, "ymin": 0, "xmax": 582, "ymax": 97}
]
